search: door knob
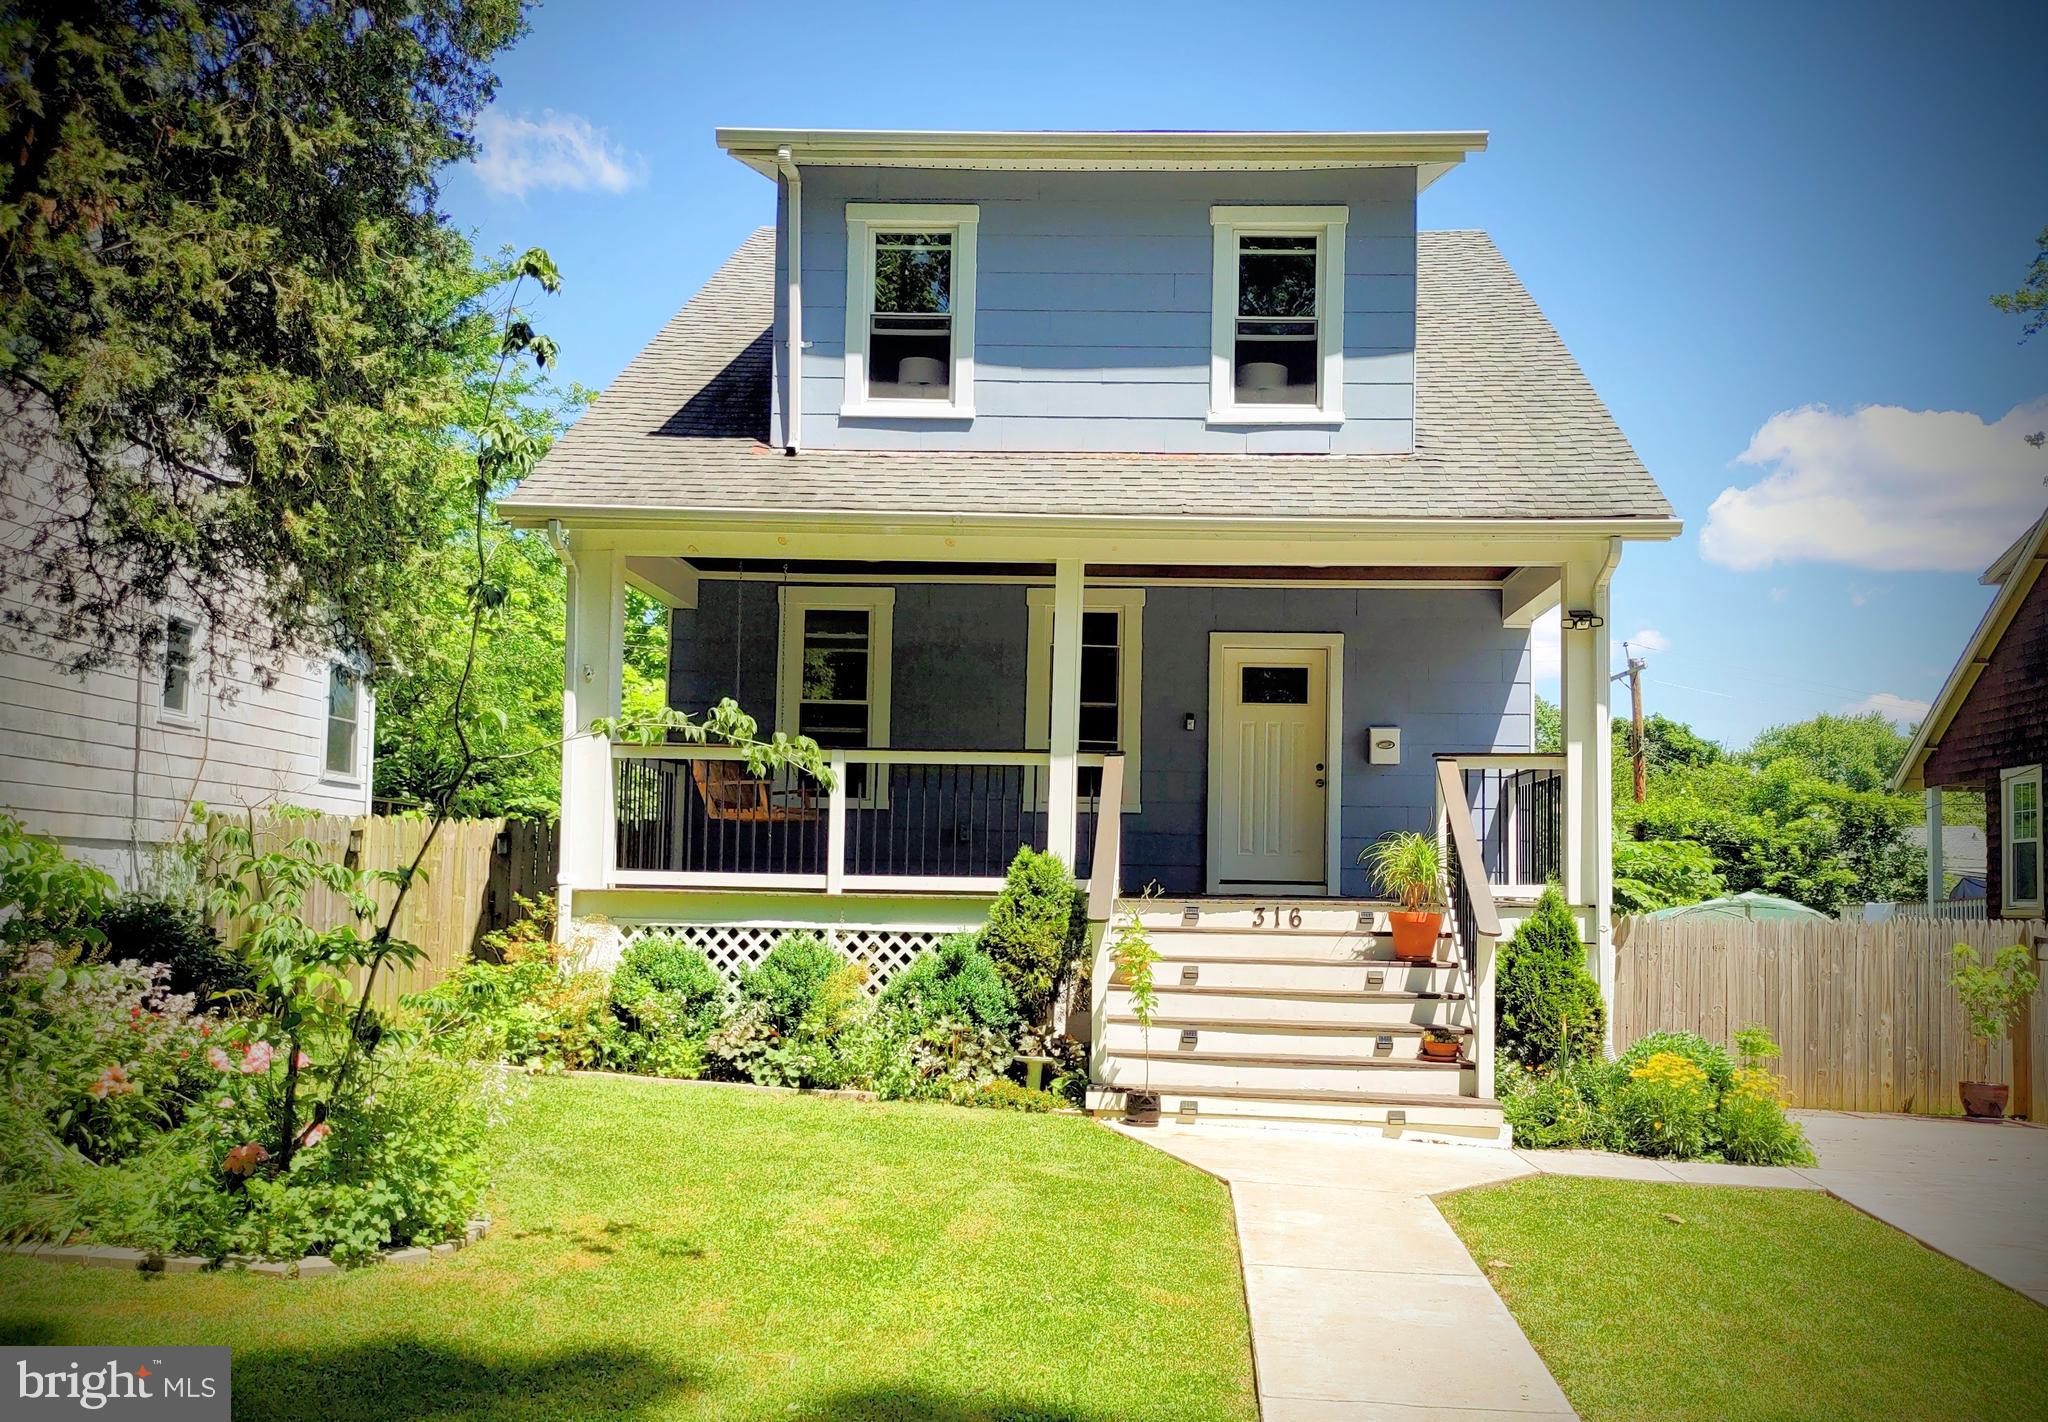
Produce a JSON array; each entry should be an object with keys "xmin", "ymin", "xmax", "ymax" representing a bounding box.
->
[{"xmin": 1315, "ymin": 777, "xmax": 1327, "ymax": 788}]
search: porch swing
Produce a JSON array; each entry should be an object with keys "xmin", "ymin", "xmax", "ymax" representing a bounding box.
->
[{"xmin": 690, "ymin": 563, "xmax": 819, "ymax": 823}]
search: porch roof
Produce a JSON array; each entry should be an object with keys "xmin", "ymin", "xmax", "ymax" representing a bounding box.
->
[{"xmin": 500, "ymin": 228, "xmax": 1677, "ymax": 529}]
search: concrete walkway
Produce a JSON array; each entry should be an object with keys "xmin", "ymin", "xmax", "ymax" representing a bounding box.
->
[{"xmin": 1122, "ymin": 1123, "xmax": 1576, "ymax": 1421}]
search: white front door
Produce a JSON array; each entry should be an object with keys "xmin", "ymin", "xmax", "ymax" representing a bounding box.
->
[{"xmin": 1210, "ymin": 640, "xmax": 1332, "ymax": 892}]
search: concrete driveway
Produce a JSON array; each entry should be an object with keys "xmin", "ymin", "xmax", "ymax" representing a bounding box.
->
[{"xmin": 1793, "ymin": 1111, "xmax": 2048, "ymax": 1305}]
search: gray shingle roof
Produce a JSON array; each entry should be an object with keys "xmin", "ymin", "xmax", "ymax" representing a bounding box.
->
[{"xmin": 503, "ymin": 228, "xmax": 1672, "ymax": 523}]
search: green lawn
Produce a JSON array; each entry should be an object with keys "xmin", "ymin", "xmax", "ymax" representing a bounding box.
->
[
  {"xmin": 0, "ymin": 1075, "xmax": 1256, "ymax": 1422},
  {"xmin": 1439, "ymin": 1175, "xmax": 2048, "ymax": 1422}
]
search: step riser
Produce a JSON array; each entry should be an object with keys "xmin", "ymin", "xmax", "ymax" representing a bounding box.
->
[
  {"xmin": 1139, "ymin": 929, "xmax": 1442, "ymax": 961},
  {"xmin": 1101, "ymin": 1022, "xmax": 1467, "ymax": 1061},
  {"xmin": 1105, "ymin": 989, "xmax": 1470, "ymax": 1030},
  {"xmin": 1134, "ymin": 960, "xmax": 1461, "ymax": 993},
  {"xmin": 1089, "ymin": 1090, "xmax": 1508, "ymax": 1146},
  {"xmin": 1099, "ymin": 1055, "xmax": 1472, "ymax": 1096},
  {"xmin": 1132, "ymin": 905, "xmax": 1392, "ymax": 933}
]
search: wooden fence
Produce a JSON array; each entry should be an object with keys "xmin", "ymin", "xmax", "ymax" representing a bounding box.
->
[
  {"xmin": 220, "ymin": 815, "xmax": 558, "ymax": 1009},
  {"xmin": 1613, "ymin": 915, "xmax": 2048, "ymax": 1117}
]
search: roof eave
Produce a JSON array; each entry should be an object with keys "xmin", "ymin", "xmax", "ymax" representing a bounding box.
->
[
  {"xmin": 1892, "ymin": 510, "xmax": 2048, "ymax": 793},
  {"xmin": 716, "ymin": 127, "xmax": 1487, "ymax": 187}
]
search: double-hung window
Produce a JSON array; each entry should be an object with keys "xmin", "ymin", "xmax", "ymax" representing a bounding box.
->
[
  {"xmin": 160, "ymin": 616, "xmax": 196, "ymax": 718},
  {"xmin": 778, "ymin": 587, "xmax": 894, "ymax": 802},
  {"xmin": 1208, "ymin": 206, "xmax": 1347, "ymax": 425},
  {"xmin": 2003, "ymin": 764, "xmax": 2043, "ymax": 916},
  {"xmin": 325, "ymin": 666, "xmax": 362, "ymax": 781},
  {"xmin": 1025, "ymin": 588, "xmax": 1143, "ymax": 810},
  {"xmin": 842, "ymin": 203, "xmax": 978, "ymax": 419}
]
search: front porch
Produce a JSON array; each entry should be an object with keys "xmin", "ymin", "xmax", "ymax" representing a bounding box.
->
[{"xmin": 552, "ymin": 528, "xmax": 1624, "ymax": 1132}]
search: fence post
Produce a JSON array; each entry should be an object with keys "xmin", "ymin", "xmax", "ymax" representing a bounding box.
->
[{"xmin": 826, "ymin": 751, "xmax": 848, "ymax": 895}]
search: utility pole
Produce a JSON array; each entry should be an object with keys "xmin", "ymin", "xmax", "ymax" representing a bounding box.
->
[{"xmin": 1613, "ymin": 642, "xmax": 1648, "ymax": 803}]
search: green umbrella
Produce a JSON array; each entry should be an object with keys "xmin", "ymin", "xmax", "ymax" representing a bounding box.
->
[{"xmin": 1645, "ymin": 892, "xmax": 1830, "ymax": 923}]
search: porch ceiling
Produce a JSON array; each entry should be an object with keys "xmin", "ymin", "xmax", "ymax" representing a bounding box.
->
[{"xmin": 684, "ymin": 558, "xmax": 1513, "ymax": 582}]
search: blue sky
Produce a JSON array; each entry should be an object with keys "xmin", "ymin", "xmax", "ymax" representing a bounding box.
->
[{"xmin": 447, "ymin": 1, "xmax": 2048, "ymax": 749}]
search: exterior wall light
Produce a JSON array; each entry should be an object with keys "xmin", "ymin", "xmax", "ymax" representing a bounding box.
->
[{"xmin": 1562, "ymin": 610, "xmax": 1606, "ymax": 631}]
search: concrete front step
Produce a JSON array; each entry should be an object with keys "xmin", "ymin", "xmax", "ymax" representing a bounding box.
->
[
  {"xmin": 1087, "ymin": 1084, "xmax": 1509, "ymax": 1146},
  {"xmin": 1101, "ymin": 1018, "xmax": 1468, "ymax": 1061},
  {"xmin": 1099, "ymin": 1051, "xmax": 1472, "ymax": 1096},
  {"xmin": 1136, "ymin": 957, "xmax": 1462, "ymax": 995},
  {"xmin": 1141, "ymin": 932, "xmax": 1454, "ymax": 967},
  {"xmin": 1109, "ymin": 985, "xmax": 1468, "ymax": 1031}
]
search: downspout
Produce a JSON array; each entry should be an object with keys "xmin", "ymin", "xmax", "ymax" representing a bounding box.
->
[
  {"xmin": 776, "ymin": 146, "xmax": 802, "ymax": 455},
  {"xmin": 547, "ymin": 517, "xmax": 582, "ymax": 934}
]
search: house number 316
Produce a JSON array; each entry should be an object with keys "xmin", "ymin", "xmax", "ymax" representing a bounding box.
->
[{"xmin": 1252, "ymin": 906, "xmax": 1303, "ymax": 928}]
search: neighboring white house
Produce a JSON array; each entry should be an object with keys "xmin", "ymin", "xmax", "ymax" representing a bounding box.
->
[
  {"xmin": 0, "ymin": 414, "xmax": 374, "ymax": 888},
  {"xmin": 500, "ymin": 128, "xmax": 1680, "ymax": 1144}
]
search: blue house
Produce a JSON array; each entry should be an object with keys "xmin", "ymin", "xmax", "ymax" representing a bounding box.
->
[{"xmin": 502, "ymin": 129, "xmax": 1678, "ymax": 1143}]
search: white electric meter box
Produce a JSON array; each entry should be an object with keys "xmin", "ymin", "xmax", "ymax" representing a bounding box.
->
[{"xmin": 1367, "ymin": 727, "xmax": 1401, "ymax": 765}]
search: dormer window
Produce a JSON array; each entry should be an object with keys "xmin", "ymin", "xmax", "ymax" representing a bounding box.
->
[
  {"xmin": 842, "ymin": 203, "xmax": 978, "ymax": 420},
  {"xmin": 1208, "ymin": 206, "xmax": 1347, "ymax": 426}
]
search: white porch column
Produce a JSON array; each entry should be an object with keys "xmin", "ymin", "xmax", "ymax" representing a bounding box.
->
[
  {"xmin": 1045, "ymin": 557, "xmax": 1084, "ymax": 864},
  {"xmin": 1925, "ymin": 787, "xmax": 1945, "ymax": 908},
  {"xmin": 558, "ymin": 543, "xmax": 625, "ymax": 913},
  {"xmin": 1560, "ymin": 543, "xmax": 1620, "ymax": 1050}
]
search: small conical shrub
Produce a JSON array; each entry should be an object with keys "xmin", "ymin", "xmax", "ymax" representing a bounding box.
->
[{"xmin": 1496, "ymin": 885, "xmax": 1606, "ymax": 1069}]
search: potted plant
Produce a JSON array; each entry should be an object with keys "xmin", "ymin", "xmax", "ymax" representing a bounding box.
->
[
  {"xmin": 1110, "ymin": 900, "xmax": 1162, "ymax": 1127},
  {"xmin": 1362, "ymin": 830, "xmax": 1446, "ymax": 963},
  {"xmin": 1950, "ymin": 943, "xmax": 2039, "ymax": 1119},
  {"xmin": 1418, "ymin": 1025, "xmax": 1463, "ymax": 1061}
]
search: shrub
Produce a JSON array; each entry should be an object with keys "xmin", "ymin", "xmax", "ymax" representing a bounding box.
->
[
  {"xmin": 964, "ymin": 1079, "xmax": 1064, "ymax": 1112},
  {"xmin": 1612, "ymin": 1050, "xmax": 1717, "ymax": 1158},
  {"xmin": 606, "ymin": 932, "xmax": 726, "ymax": 1077},
  {"xmin": 1499, "ymin": 1060, "xmax": 1618, "ymax": 1151},
  {"xmin": 1495, "ymin": 886, "xmax": 1605, "ymax": 1069},
  {"xmin": 737, "ymin": 932, "xmax": 842, "ymax": 1034},
  {"xmin": 979, "ymin": 847, "xmax": 1087, "ymax": 1026},
  {"xmin": 0, "ymin": 814, "xmax": 114, "ymax": 952},
  {"xmin": 1616, "ymin": 1030, "xmax": 1735, "ymax": 1095},
  {"xmin": 93, "ymin": 895, "xmax": 254, "ymax": 1003},
  {"xmin": 1716, "ymin": 1068, "xmax": 1816, "ymax": 1166},
  {"xmin": 880, "ymin": 934, "xmax": 1016, "ymax": 1033}
]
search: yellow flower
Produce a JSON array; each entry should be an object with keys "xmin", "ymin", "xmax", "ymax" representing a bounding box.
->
[{"xmin": 1630, "ymin": 1051, "xmax": 1708, "ymax": 1092}]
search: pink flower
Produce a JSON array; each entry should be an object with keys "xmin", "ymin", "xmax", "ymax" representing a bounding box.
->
[
  {"xmin": 222, "ymin": 1142, "xmax": 269, "ymax": 1176},
  {"xmin": 293, "ymin": 1050, "xmax": 311, "ymax": 1070},
  {"xmin": 216, "ymin": 1097, "xmax": 235, "ymax": 1111},
  {"xmin": 299, "ymin": 1121, "xmax": 331, "ymax": 1147},
  {"xmin": 239, "ymin": 1041, "xmax": 273, "ymax": 1075},
  {"xmin": 206, "ymin": 1046, "xmax": 234, "ymax": 1072},
  {"xmin": 88, "ymin": 1064, "xmax": 135, "ymax": 1099}
]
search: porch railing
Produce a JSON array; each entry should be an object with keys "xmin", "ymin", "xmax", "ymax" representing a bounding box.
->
[
  {"xmin": 1442, "ymin": 752, "xmax": 1566, "ymax": 897},
  {"xmin": 610, "ymin": 745, "xmax": 1110, "ymax": 895},
  {"xmin": 1436, "ymin": 758, "xmax": 1503, "ymax": 1099}
]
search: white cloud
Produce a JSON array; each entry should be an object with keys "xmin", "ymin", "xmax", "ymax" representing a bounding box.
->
[
  {"xmin": 1700, "ymin": 397, "xmax": 2048, "ymax": 573},
  {"xmin": 472, "ymin": 109, "xmax": 646, "ymax": 200},
  {"xmin": 1844, "ymin": 691, "xmax": 1931, "ymax": 726},
  {"xmin": 1611, "ymin": 627, "xmax": 1670, "ymax": 664}
]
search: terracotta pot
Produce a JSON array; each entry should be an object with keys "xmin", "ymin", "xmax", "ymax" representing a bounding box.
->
[
  {"xmin": 1123, "ymin": 1090, "xmax": 1161, "ymax": 1128},
  {"xmin": 1959, "ymin": 1081, "xmax": 2009, "ymax": 1119},
  {"xmin": 1388, "ymin": 910, "xmax": 1444, "ymax": 962},
  {"xmin": 1419, "ymin": 1035, "xmax": 1462, "ymax": 1061}
]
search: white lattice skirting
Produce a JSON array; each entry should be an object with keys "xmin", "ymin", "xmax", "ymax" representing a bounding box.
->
[{"xmin": 650, "ymin": 924, "xmax": 950, "ymax": 994}]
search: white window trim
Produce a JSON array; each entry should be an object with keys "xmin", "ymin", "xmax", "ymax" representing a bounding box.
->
[
  {"xmin": 156, "ymin": 614, "xmax": 200, "ymax": 728},
  {"xmin": 2001, "ymin": 763, "xmax": 2043, "ymax": 918},
  {"xmin": 320, "ymin": 663, "xmax": 369, "ymax": 788},
  {"xmin": 1208, "ymin": 204, "xmax": 1347, "ymax": 427},
  {"xmin": 777, "ymin": 586, "xmax": 894, "ymax": 807},
  {"xmin": 1024, "ymin": 587, "xmax": 1143, "ymax": 812},
  {"xmin": 842, "ymin": 202, "xmax": 978, "ymax": 422}
]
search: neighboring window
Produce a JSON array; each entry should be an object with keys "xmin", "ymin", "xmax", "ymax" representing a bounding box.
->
[
  {"xmin": 843, "ymin": 203, "xmax": 978, "ymax": 419},
  {"xmin": 777, "ymin": 587, "xmax": 894, "ymax": 800},
  {"xmin": 1025, "ymin": 588, "xmax": 1144, "ymax": 810},
  {"xmin": 1208, "ymin": 205, "xmax": 1347, "ymax": 425},
  {"xmin": 325, "ymin": 666, "xmax": 360, "ymax": 779},
  {"xmin": 160, "ymin": 616, "xmax": 195, "ymax": 716},
  {"xmin": 2003, "ymin": 765, "xmax": 2043, "ymax": 916}
]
